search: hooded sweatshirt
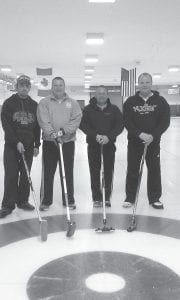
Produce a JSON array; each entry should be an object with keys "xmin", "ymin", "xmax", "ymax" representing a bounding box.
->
[
  {"xmin": 1, "ymin": 93, "xmax": 40, "ymax": 148},
  {"xmin": 37, "ymin": 93, "xmax": 82, "ymax": 143},
  {"xmin": 123, "ymin": 91, "xmax": 170, "ymax": 142},
  {"xmin": 80, "ymin": 97, "xmax": 124, "ymax": 144}
]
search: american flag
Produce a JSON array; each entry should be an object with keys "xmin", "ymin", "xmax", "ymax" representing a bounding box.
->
[{"xmin": 121, "ymin": 68, "xmax": 136, "ymax": 97}]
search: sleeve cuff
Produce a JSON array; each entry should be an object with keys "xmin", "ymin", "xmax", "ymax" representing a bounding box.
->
[{"xmin": 34, "ymin": 144, "xmax": 40, "ymax": 149}]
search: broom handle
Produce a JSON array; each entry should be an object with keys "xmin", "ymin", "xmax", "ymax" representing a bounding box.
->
[
  {"xmin": 132, "ymin": 143, "xmax": 148, "ymax": 217},
  {"xmin": 40, "ymin": 152, "xmax": 44, "ymax": 204},
  {"xmin": 58, "ymin": 143, "xmax": 70, "ymax": 221},
  {"xmin": 21, "ymin": 153, "xmax": 42, "ymax": 222},
  {"xmin": 101, "ymin": 145, "xmax": 106, "ymax": 223}
]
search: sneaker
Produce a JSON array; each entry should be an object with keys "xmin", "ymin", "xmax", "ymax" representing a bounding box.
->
[
  {"xmin": 39, "ymin": 204, "xmax": 50, "ymax": 211},
  {"xmin": 17, "ymin": 203, "xmax": 35, "ymax": 211},
  {"xmin": 93, "ymin": 201, "xmax": 102, "ymax": 208},
  {"xmin": 0, "ymin": 208, "xmax": 12, "ymax": 218},
  {"xmin": 105, "ymin": 200, "xmax": 111, "ymax": 207},
  {"xmin": 151, "ymin": 200, "xmax": 164, "ymax": 209},
  {"xmin": 122, "ymin": 199, "xmax": 134, "ymax": 208},
  {"xmin": 69, "ymin": 203, "xmax": 76, "ymax": 210}
]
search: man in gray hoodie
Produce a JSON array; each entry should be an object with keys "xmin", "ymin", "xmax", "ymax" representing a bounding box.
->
[{"xmin": 37, "ymin": 77, "xmax": 82, "ymax": 211}]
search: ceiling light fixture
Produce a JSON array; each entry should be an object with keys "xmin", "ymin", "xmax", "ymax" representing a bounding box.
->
[
  {"xmin": 168, "ymin": 66, "xmax": 180, "ymax": 72},
  {"xmin": 86, "ymin": 33, "xmax": 104, "ymax": 45},
  {"xmin": 1, "ymin": 65, "xmax": 12, "ymax": 72},
  {"xmin": 85, "ymin": 75, "xmax": 93, "ymax": 80},
  {"xmin": 85, "ymin": 67, "xmax": 95, "ymax": 73},
  {"xmin": 34, "ymin": 82, "xmax": 41, "ymax": 87},
  {"xmin": 85, "ymin": 55, "xmax": 99, "ymax": 63},
  {"xmin": 153, "ymin": 73, "xmax": 162, "ymax": 79}
]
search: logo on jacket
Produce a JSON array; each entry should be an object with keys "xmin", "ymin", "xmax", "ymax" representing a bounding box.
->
[
  {"xmin": 13, "ymin": 111, "xmax": 35, "ymax": 125},
  {"xmin": 104, "ymin": 112, "xmax": 112, "ymax": 116},
  {"xmin": 66, "ymin": 102, "xmax": 72, "ymax": 109},
  {"xmin": 133, "ymin": 103, "xmax": 157, "ymax": 114}
]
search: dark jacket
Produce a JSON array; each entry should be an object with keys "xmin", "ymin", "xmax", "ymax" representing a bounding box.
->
[
  {"xmin": 123, "ymin": 91, "xmax": 170, "ymax": 142},
  {"xmin": 80, "ymin": 97, "xmax": 124, "ymax": 144},
  {"xmin": 1, "ymin": 93, "xmax": 40, "ymax": 149}
]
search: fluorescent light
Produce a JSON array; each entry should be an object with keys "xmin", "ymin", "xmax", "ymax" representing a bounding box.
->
[
  {"xmin": 85, "ymin": 69, "xmax": 94, "ymax": 73},
  {"xmin": 84, "ymin": 80, "xmax": 91, "ymax": 84},
  {"xmin": 34, "ymin": 82, "xmax": 41, "ymax": 87},
  {"xmin": 153, "ymin": 73, "xmax": 162, "ymax": 79},
  {"xmin": 86, "ymin": 33, "xmax": 104, "ymax": 45},
  {"xmin": 168, "ymin": 66, "xmax": 180, "ymax": 72},
  {"xmin": 1, "ymin": 65, "xmax": 12, "ymax": 72},
  {"xmin": 85, "ymin": 75, "xmax": 92, "ymax": 80},
  {"xmin": 86, "ymin": 38, "xmax": 104, "ymax": 45},
  {"xmin": 172, "ymin": 84, "xmax": 178, "ymax": 88},
  {"xmin": 85, "ymin": 55, "xmax": 99, "ymax": 63},
  {"xmin": 85, "ymin": 67, "xmax": 95, "ymax": 73},
  {"xmin": 89, "ymin": 0, "xmax": 116, "ymax": 2}
]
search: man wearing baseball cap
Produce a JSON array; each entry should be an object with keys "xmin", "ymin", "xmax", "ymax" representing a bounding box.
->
[{"xmin": 0, "ymin": 75, "xmax": 40, "ymax": 218}]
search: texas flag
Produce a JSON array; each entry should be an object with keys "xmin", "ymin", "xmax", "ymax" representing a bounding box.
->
[{"xmin": 36, "ymin": 68, "xmax": 52, "ymax": 97}]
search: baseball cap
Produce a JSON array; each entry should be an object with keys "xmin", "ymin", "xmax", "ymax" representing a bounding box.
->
[{"xmin": 17, "ymin": 75, "xmax": 31, "ymax": 85}]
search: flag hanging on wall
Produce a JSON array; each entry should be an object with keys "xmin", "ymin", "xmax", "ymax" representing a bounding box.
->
[
  {"xmin": 129, "ymin": 68, "xmax": 136, "ymax": 96},
  {"xmin": 121, "ymin": 68, "xmax": 136, "ymax": 98},
  {"xmin": 36, "ymin": 68, "xmax": 52, "ymax": 97},
  {"xmin": 121, "ymin": 68, "xmax": 129, "ymax": 97}
]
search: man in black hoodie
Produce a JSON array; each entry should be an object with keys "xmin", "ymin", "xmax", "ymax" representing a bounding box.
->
[
  {"xmin": 80, "ymin": 85, "xmax": 124, "ymax": 207},
  {"xmin": 123, "ymin": 73, "xmax": 170, "ymax": 209},
  {"xmin": 0, "ymin": 75, "xmax": 40, "ymax": 218}
]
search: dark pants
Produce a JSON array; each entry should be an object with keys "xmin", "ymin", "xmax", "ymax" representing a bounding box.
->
[
  {"xmin": 40, "ymin": 141, "xmax": 75, "ymax": 206},
  {"xmin": 2, "ymin": 143, "xmax": 34, "ymax": 210},
  {"xmin": 126, "ymin": 141, "xmax": 162, "ymax": 203},
  {"xmin": 88, "ymin": 142, "xmax": 116, "ymax": 202}
]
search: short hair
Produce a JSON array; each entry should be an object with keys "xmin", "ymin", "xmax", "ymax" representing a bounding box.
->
[
  {"xmin": 52, "ymin": 76, "xmax": 65, "ymax": 85},
  {"xmin": 96, "ymin": 85, "xmax": 108, "ymax": 93},
  {"xmin": 138, "ymin": 73, "xmax": 152, "ymax": 83}
]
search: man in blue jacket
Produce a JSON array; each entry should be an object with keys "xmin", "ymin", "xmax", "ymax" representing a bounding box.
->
[
  {"xmin": 0, "ymin": 75, "xmax": 40, "ymax": 218},
  {"xmin": 123, "ymin": 73, "xmax": 170, "ymax": 209},
  {"xmin": 80, "ymin": 85, "xmax": 124, "ymax": 207}
]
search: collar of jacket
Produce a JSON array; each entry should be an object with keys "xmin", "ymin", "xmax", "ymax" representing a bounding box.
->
[
  {"xmin": 50, "ymin": 93, "xmax": 69, "ymax": 102},
  {"xmin": 15, "ymin": 93, "xmax": 31, "ymax": 101},
  {"xmin": 89, "ymin": 97, "xmax": 111, "ymax": 110},
  {"xmin": 135, "ymin": 90, "xmax": 159, "ymax": 99}
]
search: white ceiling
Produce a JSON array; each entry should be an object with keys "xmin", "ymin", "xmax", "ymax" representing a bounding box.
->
[{"xmin": 0, "ymin": 0, "xmax": 180, "ymax": 86}]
